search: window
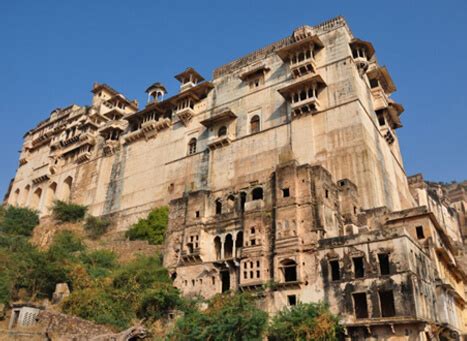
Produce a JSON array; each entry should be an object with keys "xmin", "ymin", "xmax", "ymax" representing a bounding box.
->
[
  {"xmin": 369, "ymin": 78, "xmax": 379, "ymax": 89},
  {"xmin": 378, "ymin": 253, "xmax": 390, "ymax": 275},
  {"xmin": 215, "ymin": 199, "xmax": 222, "ymax": 215},
  {"xmin": 188, "ymin": 138, "xmax": 197, "ymax": 155},
  {"xmin": 379, "ymin": 290, "xmax": 396, "ymax": 317},
  {"xmin": 353, "ymin": 257, "xmax": 365, "ymax": 278},
  {"xmin": 218, "ymin": 126, "xmax": 227, "ymax": 137},
  {"xmin": 282, "ymin": 188, "xmax": 290, "ymax": 198},
  {"xmin": 250, "ymin": 115, "xmax": 260, "ymax": 134},
  {"xmin": 287, "ymin": 295, "xmax": 297, "ymax": 306},
  {"xmin": 282, "ymin": 259, "xmax": 297, "ymax": 282},
  {"xmin": 329, "ymin": 260, "xmax": 341, "ymax": 281},
  {"xmin": 376, "ymin": 110, "xmax": 386, "ymax": 126},
  {"xmin": 195, "ymin": 210, "xmax": 200, "ymax": 218},
  {"xmin": 250, "ymin": 239, "xmax": 256, "ymax": 246},
  {"xmin": 353, "ymin": 293, "xmax": 369, "ymax": 319},
  {"xmin": 250, "ymin": 227, "xmax": 255, "ymax": 234},
  {"xmin": 416, "ymin": 226, "xmax": 425, "ymax": 239},
  {"xmin": 325, "ymin": 189, "xmax": 329, "ymax": 198},
  {"xmin": 252, "ymin": 187, "xmax": 263, "ymax": 200}
]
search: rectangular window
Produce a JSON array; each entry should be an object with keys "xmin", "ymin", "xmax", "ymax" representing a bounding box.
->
[
  {"xmin": 416, "ymin": 226, "xmax": 425, "ymax": 239},
  {"xmin": 353, "ymin": 257, "xmax": 365, "ymax": 278},
  {"xmin": 369, "ymin": 78, "xmax": 379, "ymax": 88},
  {"xmin": 378, "ymin": 253, "xmax": 390, "ymax": 275},
  {"xmin": 379, "ymin": 290, "xmax": 396, "ymax": 317},
  {"xmin": 251, "ymin": 239, "xmax": 256, "ymax": 246},
  {"xmin": 287, "ymin": 295, "xmax": 297, "ymax": 306},
  {"xmin": 282, "ymin": 188, "xmax": 290, "ymax": 197},
  {"xmin": 329, "ymin": 260, "xmax": 341, "ymax": 281},
  {"xmin": 353, "ymin": 293, "xmax": 369, "ymax": 319},
  {"xmin": 244, "ymin": 271, "xmax": 247, "ymax": 279},
  {"xmin": 376, "ymin": 111, "xmax": 385, "ymax": 126}
]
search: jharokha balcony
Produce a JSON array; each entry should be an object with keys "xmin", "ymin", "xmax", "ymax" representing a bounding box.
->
[{"xmin": 278, "ymin": 74, "xmax": 326, "ymax": 118}]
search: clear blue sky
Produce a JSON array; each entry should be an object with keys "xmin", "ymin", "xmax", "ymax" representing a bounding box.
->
[{"xmin": 1, "ymin": 0, "xmax": 466, "ymax": 196}]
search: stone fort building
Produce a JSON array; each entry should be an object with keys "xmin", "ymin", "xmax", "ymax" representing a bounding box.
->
[{"xmin": 5, "ymin": 16, "xmax": 466, "ymax": 340}]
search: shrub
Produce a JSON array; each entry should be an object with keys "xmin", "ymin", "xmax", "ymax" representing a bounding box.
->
[
  {"xmin": 80, "ymin": 249, "xmax": 117, "ymax": 278},
  {"xmin": 137, "ymin": 285, "xmax": 183, "ymax": 320},
  {"xmin": 84, "ymin": 216, "xmax": 111, "ymax": 239},
  {"xmin": 268, "ymin": 302, "xmax": 341, "ymax": 341},
  {"xmin": 48, "ymin": 231, "xmax": 85, "ymax": 263},
  {"xmin": 51, "ymin": 200, "xmax": 87, "ymax": 223},
  {"xmin": 170, "ymin": 292, "xmax": 268, "ymax": 341},
  {"xmin": 125, "ymin": 206, "xmax": 168, "ymax": 245},
  {"xmin": 0, "ymin": 206, "xmax": 39, "ymax": 236}
]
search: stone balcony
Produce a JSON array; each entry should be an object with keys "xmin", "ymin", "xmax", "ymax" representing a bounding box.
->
[
  {"xmin": 76, "ymin": 151, "xmax": 92, "ymax": 163},
  {"xmin": 207, "ymin": 134, "xmax": 233, "ymax": 150},
  {"xmin": 124, "ymin": 129, "xmax": 145, "ymax": 144},
  {"xmin": 371, "ymin": 86, "xmax": 389, "ymax": 111},
  {"xmin": 175, "ymin": 107, "xmax": 195, "ymax": 125},
  {"xmin": 290, "ymin": 96, "xmax": 320, "ymax": 117},
  {"xmin": 290, "ymin": 57, "xmax": 317, "ymax": 78}
]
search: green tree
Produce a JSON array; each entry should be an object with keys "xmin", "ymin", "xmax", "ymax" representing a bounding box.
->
[
  {"xmin": 51, "ymin": 200, "xmax": 87, "ymax": 223},
  {"xmin": 79, "ymin": 249, "xmax": 117, "ymax": 278},
  {"xmin": 84, "ymin": 216, "xmax": 111, "ymax": 239},
  {"xmin": 170, "ymin": 292, "xmax": 268, "ymax": 341},
  {"xmin": 125, "ymin": 206, "xmax": 168, "ymax": 245},
  {"xmin": 268, "ymin": 302, "xmax": 341, "ymax": 341},
  {"xmin": 0, "ymin": 206, "xmax": 39, "ymax": 236}
]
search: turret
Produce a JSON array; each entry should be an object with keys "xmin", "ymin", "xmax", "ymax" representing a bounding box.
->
[{"xmin": 145, "ymin": 82, "xmax": 167, "ymax": 104}]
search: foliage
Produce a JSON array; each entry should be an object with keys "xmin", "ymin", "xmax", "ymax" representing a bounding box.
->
[
  {"xmin": 169, "ymin": 292, "xmax": 268, "ymax": 341},
  {"xmin": 84, "ymin": 215, "xmax": 111, "ymax": 239},
  {"xmin": 137, "ymin": 285, "xmax": 182, "ymax": 320},
  {"xmin": 51, "ymin": 200, "xmax": 87, "ymax": 223},
  {"xmin": 125, "ymin": 206, "xmax": 168, "ymax": 245},
  {"xmin": 268, "ymin": 302, "xmax": 341, "ymax": 341},
  {"xmin": 79, "ymin": 249, "xmax": 117, "ymax": 279},
  {"xmin": 47, "ymin": 231, "xmax": 85, "ymax": 263},
  {"xmin": 0, "ymin": 206, "xmax": 39, "ymax": 236}
]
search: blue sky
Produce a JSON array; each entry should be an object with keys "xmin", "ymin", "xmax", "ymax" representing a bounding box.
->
[{"xmin": 1, "ymin": 0, "xmax": 466, "ymax": 196}]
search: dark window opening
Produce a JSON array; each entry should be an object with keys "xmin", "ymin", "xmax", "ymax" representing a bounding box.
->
[
  {"xmin": 378, "ymin": 253, "xmax": 390, "ymax": 275},
  {"xmin": 379, "ymin": 290, "xmax": 396, "ymax": 317},
  {"xmin": 215, "ymin": 199, "xmax": 222, "ymax": 215},
  {"xmin": 325, "ymin": 189, "xmax": 329, "ymax": 198},
  {"xmin": 256, "ymin": 270, "xmax": 260, "ymax": 278},
  {"xmin": 353, "ymin": 257, "xmax": 365, "ymax": 278},
  {"xmin": 250, "ymin": 239, "xmax": 256, "ymax": 246},
  {"xmin": 171, "ymin": 272, "xmax": 177, "ymax": 280},
  {"xmin": 240, "ymin": 192, "xmax": 247, "ymax": 212},
  {"xmin": 369, "ymin": 78, "xmax": 379, "ymax": 88},
  {"xmin": 250, "ymin": 115, "xmax": 260, "ymax": 134},
  {"xmin": 221, "ymin": 270, "xmax": 230, "ymax": 293},
  {"xmin": 187, "ymin": 243, "xmax": 194, "ymax": 254},
  {"xmin": 353, "ymin": 293, "xmax": 369, "ymax": 319},
  {"xmin": 218, "ymin": 126, "xmax": 227, "ymax": 137},
  {"xmin": 252, "ymin": 187, "xmax": 263, "ymax": 200},
  {"xmin": 282, "ymin": 260, "xmax": 297, "ymax": 282},
  {"xmin": 287, "ymin": 295, "xmax": 297, "ymax": 306},
  {"xmin": 282, "ymin": 188, "xmax": 290, "ymax": 198},
  {"xmin": 188, "ymin": 138, "xmax": 197, "ymax": 155},
  {"xmin": 330, "ymin": 260, "xmax": 341, "ymax": 281},
  {"xmin": 224, "ymin": 234, "xmax": 233, "ymax": 259},
  {"xmin": 416, "ymin": 226, "xmax": 425, "ymax": 239},
  {"xmin": 376, "ymin": 110, "xmax": 386, "ymax": 126},
  {"xmin": 235, "ymin": 232, "xmax": 243, "ymax": 257}
]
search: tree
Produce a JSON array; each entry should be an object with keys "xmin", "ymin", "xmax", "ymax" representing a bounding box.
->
[
  {"xmin": 268, "ymin": 302, "xmax": 341, "ymax": 341},
  {"xmin": 125, "ymin": 206, "xmax": 168, "ymax": 245},
  {"xmin": 0, "ymin": 206, "xmax": 39, "ymax": 236},
  {"xmin": 51, "ymin": 200, "xmax": 87, "ymax": 223},
  {"xmin": 170, "ymin": 292, "xmax": 268, "ymax": 341}
]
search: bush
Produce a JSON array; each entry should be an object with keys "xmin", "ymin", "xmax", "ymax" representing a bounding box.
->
[
  {"xmin": 170, "ymin": 292, "xmax": 268, "ymax": 341},
  {"xmin": 84, "ymin": 216, "xmax": 111, "ymax": 239},
  {"xmin": 80, "ymin": 250, "xmax": 117, "ymax": 278},
  {"xmin": 137, "ymin": 285, "xmax": 183, "ymax": 320},
  {"xmin": 0, "ymin": 206, "xmax": 39, "ymax": 236},
  {"xmin": 125, "ymin": 206, "xmax": 168, "ymax": 245},
  {"xmin": 51, "ymin": 200, "xmax": 87, "ymax": 223},
  {"xmin": 268, "ymin": 302, "xmax": 341, "ymax": 341},
  {"xmin": 48, "ymin": 231, "xmax": 85, "ymax": 263}
]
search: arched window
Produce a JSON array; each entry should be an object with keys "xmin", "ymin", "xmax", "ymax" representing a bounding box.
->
[
  {"xmin": 252, "ymin": 187, "xmax": 263, "ymax": 201},
  {"xmin": 188, "ymin": 138, "xmax": 197, "ymax": 155},
  {"xmin": 218, "ymin": 126, "xmax": 227, "ymax": 137},
  {"xmin": 12, "ymin": 188, "xmax": 20, "ymax": 206},
  {"xmin": 235, "ymin": 232, "xmax": 243, "ymax": 258},
  {"xmin": 215, "ymin": 199, "xmax": 222, "ymax": 215},
  {"xmin": 22, "ymin": 185, "xmax": 30, "ymax": 206},
  {"xmin": 214, "ymin": 236, "xmax": 222, "ymax": 260},
  {"xmin": 224, "ymin": 234, "xmax": 233, "ymax": 259},
  {"xmin": 281, "ymin": 259, "xmax": 297, "ymax": 282},
  {"xmin": 250, "ymin": 115, "xmax": 260, "ymax": 134},
  {"xmin": 31, "ymin": 187, "xmax": 43, "ymax": 210},
  {"xmin": 240, "ymin": 192, "xmax": 247, "ymax": 212},
  {"xmin": 45, "ymin": 182, "xmax": 57, "ymax": 213},
  {"xmin": 62, "ymin": 176, "xmax": 73, "ymax": 202}
]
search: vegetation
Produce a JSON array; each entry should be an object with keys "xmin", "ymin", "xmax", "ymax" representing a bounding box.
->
[
  {"xmin": 0, "ymin": 205, "xmax": 39, "ymax": 236},
  {"xmin": 268, "ymin": 302, "xmax": 341, "ymax": 341},
  {"xmin": 52, "ymin": 200, "xmax": 87, "ymax": 223},
  {"xmin": 84, "ymin": 215, "xmax": 111, "ymax": 239},
  {"xmin": 169, "ymin": 292, "xmax": 268, "ymax": 341},
  {"xmin": 125, "ymin": 206, "xmax": 168, "ymax": 245}
]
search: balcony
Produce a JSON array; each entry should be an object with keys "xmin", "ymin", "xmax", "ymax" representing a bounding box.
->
[
  {"xmin": 289, "ymin": 57, "xmax": 317, "ymax": 79},
  {"xmin": 207, "ymin": 134, "xmax": 233, "ymax": 150},
  {"xmin": 371, "ymin": 86, "xmax": 389, "ymax": 111},
  {"xmin": 76, "ymin": 151, "xmax": 92, "ymax": 163},
  {"xmin": 60, "ymin": 134, "xmax": 81, "ymax": 147},
  {"xmin": 124, "ymin": 129, "xmax": 145, "ymax": 144},
  {"xmin": 290, "ymin": 96, "xmax": 320, "ymax": 117},
  {"xmin": 175, "ymin": 107, "xmax": 195, "ymax": 125}
]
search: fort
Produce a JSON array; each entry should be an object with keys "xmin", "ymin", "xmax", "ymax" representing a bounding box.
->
[{"xmin": 4, "ymin": 16, "xmax": 466, "ymax": 340}]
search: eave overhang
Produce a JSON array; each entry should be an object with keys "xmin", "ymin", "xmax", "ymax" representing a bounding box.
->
[
  {"xmin": 276, "ymin": 35, "xmax": 323, "ymax": 61},
  {"xmin": 367, "ymin": 66, "xmax": 396, "ymax": 93},
  {"xmin": 200, "ymin": 108, "xmax": 237, "ymax": 127},
  {"xmin": 277, "ymin": 74, "xmax": 326, "ymax": 98}
]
